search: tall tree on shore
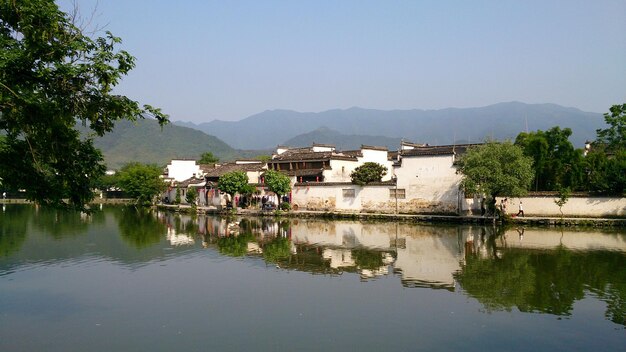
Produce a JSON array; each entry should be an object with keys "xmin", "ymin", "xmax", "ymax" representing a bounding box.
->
[
  {"xmin": 458, "ymin": 141, "xmax": 534, "ymax": 212},
  {"xmin": 515, "ymin": 127, "xmax": 584, "ymax": 191},
  {"xmin": 218, "ymin": 171, "xmax": 248, "ymax": 206},
  {"xmin": 0, "ymin": 0, "xmax": 167, "ymax": 210},
  {"xmin": 116, "ymin": 163, "xmax": 166, "ymax": 206},
  {"xmin": 264, "ymin": 170, "xmax": 291, "ymax": 203},
  {"xmin": 584, "ymin": 104, "xmax": 626, "ymax": 196},
  {"xmin": 595, "ymin": 104, "xmax": 626, "ymax": 153}
]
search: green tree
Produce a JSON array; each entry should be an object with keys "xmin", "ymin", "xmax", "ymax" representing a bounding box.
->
[
  {"xmin": 350, "ymin": 162, "xmax": 388, "ymax": 186},
  {"xmin": 554, "ymin": 187, "xmax": 570, "ymax": 219},
  {"xmin": 174, "ymin": 187, "xmax": 181, "ymax": 204},
  {"xmin": 117, "ymin": 207, "xmax": 166, "ymax": 249},
  {"xmin": 198, "ymin": 152, "xmax": 219, "ymax": 164},
  {"xmin": 583, "ymin": 104, "xmax": 626, "ymax": 196},
  {"xmin": 596, "ymin": 103, "xmax": 626, "ymax": 152},
  {"xmin": 116, "ymin": 163, "xmax": 166, "ymax": 206},
  {"xmin": 185, "ymin": 187, "xmax": 197, "ymax": 205},
  {"xmin": 92, "ymin": 173, "xmax": 118, "ymax": 192},
  {"xmin": 218, "ymin": 171, "xmax": 248, "ymax": 205},
  {"xmin": 458, "ymin": 141, "xmax": 534, "ymax": 202},
  {"xmin": 0, "ymin": 1, "xmax": 167, "ymax": 210},
  {"xmin": 515, "ymin": 127, "xmax": 584, "ymax": 191},
  {"xmin": 264, "ymin": 169, "xmax": 291, "ymax": 201}
]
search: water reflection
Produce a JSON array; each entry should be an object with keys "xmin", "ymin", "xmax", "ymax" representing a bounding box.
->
[
  {"xmin": 1, "ymin": 205, "xmax": 625, "ymax": 328},
  {"xmin": 0, "ymin": 205, "xmax": 28, "ymax": 257}
]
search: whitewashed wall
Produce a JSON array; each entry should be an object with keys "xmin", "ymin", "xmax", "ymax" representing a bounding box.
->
[
  {"xmin": 292, "ymin": 184, "xmax": 396, "ymax": 212},
  {"xmin": 358, "ymin": 148, "xmax": 394, "ymax": 181},
  {"xmin": 393, "ymin": 154, "xmax": 463, "ymax": 214},
  {"xmin": 324, "ymin": 159, "xmax": 357, "ymax": 182},
  {"xmin": 460, "ymin": 195, "xmax": 626, "ymax": 217},
  {"xmin": 165, "ymin": 160, "xmax": 201, "ymax": 182},
  {"xmin": 500, "ymin": 196, "xmax": 626, "ymax": 217}
]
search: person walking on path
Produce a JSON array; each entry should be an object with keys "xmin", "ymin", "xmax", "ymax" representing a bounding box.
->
[{"xmin": 516, "ymin": 201, "xmax": 525, "ymax": 217}]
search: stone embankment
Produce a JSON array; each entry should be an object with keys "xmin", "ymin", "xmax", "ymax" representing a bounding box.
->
[{"xmin": 156, "ymin": 204, "xmax": 626, "ymax": 227}]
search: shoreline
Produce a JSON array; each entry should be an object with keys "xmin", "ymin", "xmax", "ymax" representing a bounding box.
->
[
  {"xmin": 155, "ymin": 204, "xmax": 626, "ymax": 228},
  {"xmin": 2, "ymin": 199, "xmax": 624, "ymax": 227}
]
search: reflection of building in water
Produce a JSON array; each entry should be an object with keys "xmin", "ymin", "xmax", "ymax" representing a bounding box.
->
[
  {"xmin": 394, "ymin": 231, "xmax": 466, "ymax": 289},
  {"xmin": 291, "ymin": 220, "xmax": 475, "ymax": 285},
  {"xmin": 322, "ymin": 248, "xmax": 355, "ymax": 268},
  {"xmin": 501, "ymin": 228, "xmax": 626, "ymax": 252},
  {"xmin": 166, "ymin": 227, "xmax": 195, "ymax": 246}
]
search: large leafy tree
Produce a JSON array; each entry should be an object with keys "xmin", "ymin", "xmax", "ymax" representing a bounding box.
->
[
  {"xmin": 515, "ymin": 127, "xmax": 585, "ymax": 191},
  {"xmin": 0, "ymin": 0, "xmax": 167, "ymax": 210},
  {"xmin": 218, "ymin": 171, "xmax": 248, "ymax": 201},
  {"xmin": 116, "ymin": 163, "xmax": 166, "ymax": 206},
  {"xmin": 582, "ymin": 104, "xmax": 626, "ymax": 196},
  {"xmin": 458, "ymin": 141, "xmax": 534, "ymax": 201},
  {"xmin": 350, "ymin": 162, "xmax": 387, "ymax": 186},
  {"xmin": 596, "ymin": 103, "xmax": 626, "ymax": 152},
  {"xmin": 264, "ymin": 169, "xmax": 291, "ymax": 200}
]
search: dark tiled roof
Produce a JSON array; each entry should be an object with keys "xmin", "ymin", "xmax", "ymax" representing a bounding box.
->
[
  {"xmin": 312, "ymin": 143, "xmax": 336, "ymax": 148},
  {"xmin": 401, "ymin": 143, "xmax": 482, "ymax": 156},
  {"xmin": 271, "ymin": 150, "xmax": 357, "ymax": 162},
  {"xmin": 360, "ymin": 144, "xmax": 388, "ymax": 151},
  {"xmin": 400, "ymin": 141, "xmax": 428, "ymax": 148},
  {"xmin": 342, "ymin": 150, "xmax": 363, "ymax": 157},
  {"xmin": 176, "ymin": 177, "xmax": 205, "ymax": 187},
  {"xmin": 202, "ymin": 163, "xmax": 265, "ymax": 177}
]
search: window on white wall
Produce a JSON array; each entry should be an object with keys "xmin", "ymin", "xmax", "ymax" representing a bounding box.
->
[
  {"xmin": 342, "ymin": 189, "xmax": 355, "ymax": 198},
  {"xmin": 389, "ymin": 189, "xmax": 405, "ymax": 199}
]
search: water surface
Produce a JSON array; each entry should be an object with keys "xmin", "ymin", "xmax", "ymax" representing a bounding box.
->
[{"xmin": 1, "ymin": 205, "xmax": 624, "ymax": 351}]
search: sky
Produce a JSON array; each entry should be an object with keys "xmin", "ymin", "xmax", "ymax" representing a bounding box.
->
[{"xmin": 59, "ymin": 0, "xmax": 626, "ymax": 122}]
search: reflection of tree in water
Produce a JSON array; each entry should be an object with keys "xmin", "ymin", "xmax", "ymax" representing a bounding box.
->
[
  {"xmin": 30, "ymin": 206, "xmax": 104, "ymax": 239},
  {"xmin": 117, "ymin": 207, "xmax": 166, "ymax": 249},
  {"xmin": 352, "ymin": 249, "xmax": 383, "ymax": 270},
  {"xmin": 270, "ymin": 245, "xmax": 334, "ymax": 274},
  {"xmin": 455, "ymin": 243, "xmax": 626, "ymax": 326},
  {"xmin": 262, "ymin": 237, "xmax": 291, "ymax": 263},
  {"xmin": 217, "ymin": 232, "xmax": 255, "ymax": 257},
  {"xmin": 0, "ymin": 205, "xmax": 30, "ymax": 257}
]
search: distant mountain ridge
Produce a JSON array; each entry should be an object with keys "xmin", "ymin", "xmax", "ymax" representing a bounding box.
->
[
  {"xmin": 283, "ymin": 127, "xmax": 402, "ymax": 150},
  {"xmin": 175, "ymin": 102, "xmax": 604, "ymax": 149},
  {"xmin": 80, "ymin": 119, "xmax": 264, "ymax": 169}
]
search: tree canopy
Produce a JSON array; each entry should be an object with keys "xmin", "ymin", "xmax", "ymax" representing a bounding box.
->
[
  {"xmin": 458, "ymin": 141, "xmax": 534, "ymax": 199},
  {"xmin": 596, "ymin": 103, "xmax": 626, "ymax": 152},
  {"xmin": 218, "ymin": 171, "xmax": 248, "ymax": 197},
  {"xmin": 264, "ymin": 169, "xmax": 291, "ymax": 199},
  {"xmin": 515, "ymin": 127, "xmax": 584, "ymax": 191},
  {"xmin": 350, "ymin": 162, "xmax": 387, "ymax": 186},
  {"xmin": 116, "ymin": 163, "xmax": 166, "ymax": 206},
  {"xmin": 0, "ymin": 0, "xmax": 167, "ymax": 210}
]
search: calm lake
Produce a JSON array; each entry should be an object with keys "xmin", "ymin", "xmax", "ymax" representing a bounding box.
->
[{"xmin": 1, "ymin": 205, "xmax": 624, "ymax": 351}]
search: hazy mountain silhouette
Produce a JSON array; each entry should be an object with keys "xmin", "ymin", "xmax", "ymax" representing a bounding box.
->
[
  {"xmin": 176, "ymin": 102, "xmax": 604, "ymax": 149},
  {"xmin": 283, "ymin": 127, "xmax": 402, "ymax": 150},
  {"xmin": 80, "ymin": 119, "xmax": 265, "ymax": 169}
]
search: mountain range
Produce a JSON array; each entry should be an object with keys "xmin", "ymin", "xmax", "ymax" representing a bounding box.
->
[
  {"xmin": 81, "ymin": 102, "xmax": 606, "ymax": 169},
  {"xmin": 176, "ymin": 102, "xmax": 605, "ymax": 150},
  {"xmin": 81, "ymin": 119, "xmax": 265, "ymax": 169}
]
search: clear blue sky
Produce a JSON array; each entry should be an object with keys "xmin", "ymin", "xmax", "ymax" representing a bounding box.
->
[{"xmin": 60, "ymin": 0, "xmax": 626, "ymax": 122}]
